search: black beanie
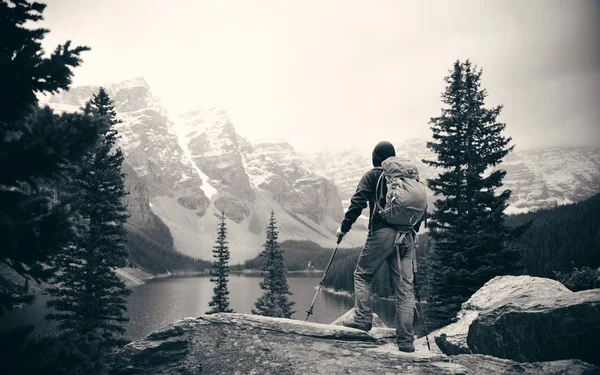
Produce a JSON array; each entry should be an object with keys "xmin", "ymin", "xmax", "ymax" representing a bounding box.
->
[{"xmin": 372, "ymin": 141, "xmax": 396, "ymax": 167}]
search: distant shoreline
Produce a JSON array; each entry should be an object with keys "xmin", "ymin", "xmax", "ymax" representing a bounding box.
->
[
  {"xmin": 118, "ymin": 267, "xmax": 327, "ymax": 286},
  {"xmin": 230, "ymin": 269, "xmax": 326, "ymax": 276}
]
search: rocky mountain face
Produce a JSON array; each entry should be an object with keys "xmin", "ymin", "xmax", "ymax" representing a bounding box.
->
[
  {"xmin": 502, "ymin": 147, "xmax": 600, "ymax": 212},
  {"xmin": 121, "ymin": 162, "xmax": 155, "ymax": 228},
  {"xmin": 175, "ymin": 109, "xmax": 254, "ymax": 223},
  {"xmin": 44, "ymin": 78, "xmax": 352, "ymax": 263},
  {"xmin": 310, "ymin": 140, "xmax": 600, "ymax": 214},
  {"xmin": 46, "ymin": 78, "xmax": 208, "ymax": 212},
  {"xmin": 242, "ymin": 141, "xmax": 343, "ymax": 224}
]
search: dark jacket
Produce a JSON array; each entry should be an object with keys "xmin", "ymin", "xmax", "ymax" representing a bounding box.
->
[{"xmin": 340, "ymin": 167, "xmax": 425, "ymax": 234}]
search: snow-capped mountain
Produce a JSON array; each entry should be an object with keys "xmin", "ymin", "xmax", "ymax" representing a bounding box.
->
[
  {"xmin": 310, "ymin": 140, "xmax": 600, "ymax": 215},
  {"xmin": 43, "ymin": 78, "xmax": 362, "ymax": 263},
  {"xmin": 43, "ymin": 77, "xmax": 600, "ymax": 263},
  {"xmin": 501, "ymin": 147, "xmax": 600, "ymax": 213}
]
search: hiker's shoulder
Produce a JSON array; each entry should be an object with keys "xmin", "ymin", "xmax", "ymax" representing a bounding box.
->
[
  {"xmin": 360, "ymin": 167, "xmax": 383, "ymax": 182},
  {"xmin": 366, "ymin": 167, "xmax": 383, "ymax": 177}
]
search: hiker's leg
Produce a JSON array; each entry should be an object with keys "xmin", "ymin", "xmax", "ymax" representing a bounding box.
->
[
  {"xmin": 386, "ymin": 235, "xmax": 415, "ymax": 350},
  {"xmin": 354, "ymin": 227, "xmax": 397, "ymax": 327}
]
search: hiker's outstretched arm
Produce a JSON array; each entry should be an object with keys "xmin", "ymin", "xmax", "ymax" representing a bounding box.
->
[{"xmin": 340, "ymin": 173, "xmax": 372, "ymax": 233}]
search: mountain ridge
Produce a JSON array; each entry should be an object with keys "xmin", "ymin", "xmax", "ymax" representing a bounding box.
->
[
  {"xmin": 311, "ymin": 141, "xmax": 600, "ymax": 214},
  {"xmin": 42, "ymin": 77, "xmax": 600, "ymax": 262}
]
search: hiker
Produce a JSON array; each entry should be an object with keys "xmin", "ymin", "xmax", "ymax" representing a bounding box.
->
[{"xmin": 336, "ymin": 141, "xmax": 426, "ymax": 353}]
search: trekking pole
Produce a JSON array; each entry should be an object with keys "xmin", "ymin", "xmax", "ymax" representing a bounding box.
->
[
  {"xmin": 305, "ymin": 235, "xmax": 343, "ymax": 322},
  {"xmin": 414, "ymin": 277, "xmax": 431, "ymax": 350},
  {"xmin": 413, "ymin": 237, "xmax": 431, "ymax": 351}
]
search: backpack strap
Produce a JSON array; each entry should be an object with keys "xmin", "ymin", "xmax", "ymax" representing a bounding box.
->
[
  {"xmin": 374, "ymin": 171, "xmax": 385, "ymax": 212},
  {"xmin": 369, "ymin": 169, "xmax": 385, "ymax": 236}
]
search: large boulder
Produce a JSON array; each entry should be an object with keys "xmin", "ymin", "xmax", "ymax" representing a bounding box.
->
[
  {"xmin": 468, "ymin": 288, "xmax": 600, "ymax": 364},
  {"xmin": 112, "ymin": 313, "xmax": 599, "ymax": 375},
  {"xmin": 431, "ymin": 275, "xmax": 600, "ymax": 365},
  {"xmin": 433, "ymin": 275, "xmax": 571, "ymax": 355}
]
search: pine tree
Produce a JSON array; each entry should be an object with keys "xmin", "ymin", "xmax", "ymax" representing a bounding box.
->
[
  {"xmin": 0, "ymin": 0, "xmax": 101, "ymax": 314},
  {"xmin": 252, "ymin": 211, "xmax": 295, "ymax": 318},
  {"xmin": 207, "ymin": 211, "xmax": 234, "ymax": 314},
  {"xmin": 422, "ymin": 59, "xmax": 524, "ymax": 325},
  {"xmin": 46, "ymin": 88, "xmax": 131, "ymax": 339}
]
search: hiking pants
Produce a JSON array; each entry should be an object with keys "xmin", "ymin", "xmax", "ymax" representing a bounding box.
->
[{"xmin": 353, "ymin": 227, "xmax": 415, "ymax": 349}]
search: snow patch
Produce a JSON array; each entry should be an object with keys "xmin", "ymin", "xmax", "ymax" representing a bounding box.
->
[{"xmin": 170, "ymin": 118, "xmax": 218, "ymax": 199}]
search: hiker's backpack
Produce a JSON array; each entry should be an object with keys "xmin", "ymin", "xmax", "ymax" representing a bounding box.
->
[{"xmin": 375, "ymin": 157, "xmax": 427, "ymax": 231}]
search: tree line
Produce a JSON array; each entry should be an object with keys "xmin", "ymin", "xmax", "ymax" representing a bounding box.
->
[
  {"xmin": 506, "ymin": 193, "xmax": 600, "ymax": 277},
  {"xmin": 242, "ymin": 239, "xmax": 359, "ymax": 271}
]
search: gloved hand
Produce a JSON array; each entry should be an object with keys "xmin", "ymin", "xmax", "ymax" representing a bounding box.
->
[{"xmin": 336, "ymin": 227, "xmax": 347, "ymax": 238}]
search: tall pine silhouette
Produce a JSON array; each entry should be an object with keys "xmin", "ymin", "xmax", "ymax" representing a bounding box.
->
[
  {"xmin": 252, "ymin": 211, "xmax": 295, "ymax": 318},
  {"xmin": 207, "ymin": 211, "xmax": 234, "ymax": 314},
  {"xmin": 0, "ymin": 0, "xmax": 100, "ymax": 314},
  {"xmin": 46, "ymin": 88, "xmax": 131, "ymax": 339},
  {"xmin": 422, "ymin": 60, "xmax": 525, "ymax": 325}
]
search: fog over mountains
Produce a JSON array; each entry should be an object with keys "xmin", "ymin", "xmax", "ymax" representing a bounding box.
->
[{"xmin": 43, "ymin": 78, "xmax": 600, "ymax": 262}]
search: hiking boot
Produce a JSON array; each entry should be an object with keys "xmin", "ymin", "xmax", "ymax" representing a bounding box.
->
[
  {"xmin": 342, "ymin": 321, "xmax": 372, "ymax": 332},
  {"xmin": 398, "ymin": 346, "xmax": 415, "ymax": 353}
]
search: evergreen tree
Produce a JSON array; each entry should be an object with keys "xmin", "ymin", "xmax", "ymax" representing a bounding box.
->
[
  {"xmin": 252, "ymin": 211, "xmax": 295, "ymax": 318},
  {"xmin": 422, "ymin": 59, "xmax": 524, "ymax": 325},
  {"xmin": 45, "ymin": 88, "xmax": 131, "ymax": 339},
  {"xmin": 206, "ymin": 211, "xmax": 234, "ymax": 314},
  {"xmin": 0, "ymin": 0, "xmax": 101, "ymax": 314}
]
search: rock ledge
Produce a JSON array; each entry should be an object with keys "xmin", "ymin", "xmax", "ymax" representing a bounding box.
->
[{"xmin": 114, "ymin": 313, "xmax": 598, "ymax": 375}]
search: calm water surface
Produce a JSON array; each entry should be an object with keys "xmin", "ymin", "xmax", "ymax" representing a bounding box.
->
[{"xmin": 0, "ymin": 274, "xmax": 397, "ymax": 340}]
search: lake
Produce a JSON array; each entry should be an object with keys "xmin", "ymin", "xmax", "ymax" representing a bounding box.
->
[{"xmin": 0, "ymin": 274, "xmax": 399, "ymax": 340}]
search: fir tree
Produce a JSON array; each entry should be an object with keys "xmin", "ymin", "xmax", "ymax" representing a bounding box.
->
[
  {"xmin": 46, "ymin": 88, "xmax": 131, "ymax": 339},
  {"xmin": 422, "ymin": 59, "xmax": 524, "ymax": 325},
  {"xmin": 252, "ymin": 211, "xmax": 295, "ymax": 318},
  {"xmin": 207, "ymin": 211, "xmax": 234, "ymax": 314},
  {"xmin": 0, "ymin": 0, "xmax": 100, "ymax": 314}
]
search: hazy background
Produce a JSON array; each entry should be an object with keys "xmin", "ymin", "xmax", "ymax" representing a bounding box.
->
[{"xmin": 38, "ymin": 0, "xmax": 600, "ymax": 153}]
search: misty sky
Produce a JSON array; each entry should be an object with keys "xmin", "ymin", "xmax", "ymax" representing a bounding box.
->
[{"xmin": 38, "ymin": 0, "xmax": 599, "ymax": 154}]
